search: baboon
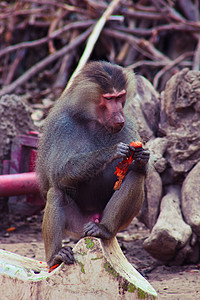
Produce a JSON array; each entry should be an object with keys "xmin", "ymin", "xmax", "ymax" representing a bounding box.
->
[{"xmin": 36, "ymin": 61, "xmax": 150, "ymax": 268}]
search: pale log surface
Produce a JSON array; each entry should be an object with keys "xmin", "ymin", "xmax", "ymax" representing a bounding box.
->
[{"xmin": 0, "ymin": 237, "xmax": 157, "ymax": 300}]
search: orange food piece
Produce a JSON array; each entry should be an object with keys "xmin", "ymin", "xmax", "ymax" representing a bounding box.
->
[
  {"xmin": 129, "ymin": 141, "xmax": 143, "ymax": 148},
  {"xmin": 48, "ymin": 263, "xmax": 60, "ymax": 273},
  {"xmin": 6, "ymin": 227, "xmax": 16, "ymax": 232},
  {"xmin": 114, "ymin": 141, "xmax": 142, "ymax": 190}
]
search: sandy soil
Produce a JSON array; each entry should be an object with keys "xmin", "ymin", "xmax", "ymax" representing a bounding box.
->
[{"xmin": 0, "ymin": 213, "xmax": 199, "ymax": 300}]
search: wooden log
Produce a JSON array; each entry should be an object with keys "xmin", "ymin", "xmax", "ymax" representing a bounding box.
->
[{"xmin": 0, "ymin": 237, "xmax": 157, "ymax": 300}]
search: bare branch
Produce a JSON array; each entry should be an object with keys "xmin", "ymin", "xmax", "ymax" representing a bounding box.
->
[
  {"xmin": 0, "ymin": 20, "xmax": 94, "ymax": 59},
  {"xmin": 0, "ymin": 27, "xmax": 93, "ymax": 97},
  {"xmin": 153, "ymin": 51, "xmax": 194, "ymax": 89}
]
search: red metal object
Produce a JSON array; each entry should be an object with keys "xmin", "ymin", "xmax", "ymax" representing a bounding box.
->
[
  {"xmin": 0, "ymin": 172, "xmax": 39, "ymax": 197},
  {"xmin": 0, "ymin": 131, "xmax": 45, "ymax": 211}
]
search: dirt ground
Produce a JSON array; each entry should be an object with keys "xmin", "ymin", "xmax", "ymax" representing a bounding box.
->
[{"xmin": 0, "ymin": 212, "xmax": 199, "ymax": 300}]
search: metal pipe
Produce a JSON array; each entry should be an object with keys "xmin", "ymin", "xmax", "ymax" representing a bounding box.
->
[{"xmin": 0, "ymin": 172, "xmax": 40, "ymax": 197}]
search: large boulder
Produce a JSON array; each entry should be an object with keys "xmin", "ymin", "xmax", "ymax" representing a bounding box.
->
[
  {"xmin": 143, "ymin": 186, "xmax": 192, "ymax": 263},
  {"xmin": 159, "ymin": 68, "xmax": 200, "ymax": 178},
  {"xmin": 130, "ymin": 75, "xmax": 160, "ymax": 141},
  {"xmin": 138, "ymin": 137, "xmax": 168, "ymax": 230}
]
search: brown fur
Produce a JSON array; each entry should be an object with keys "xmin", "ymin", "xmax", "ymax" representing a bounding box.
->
[{"xmin": 36, "ymin": 61, "xmax": 149, "ymax": 267}]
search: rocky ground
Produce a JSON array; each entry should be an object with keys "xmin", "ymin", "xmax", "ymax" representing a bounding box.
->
[{"xmin": 0, "ymin": 213, "xmax": 199, "ymax": 299}]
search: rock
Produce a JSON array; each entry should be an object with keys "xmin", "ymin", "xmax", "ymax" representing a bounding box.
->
[
  {"xmin": 163, "ymin": 69, "xmax": 200, "ymax": 128},
  {"xmin": 159, "ymin": 68, "xmax": 200, "ymax": 177},
  {"xmin": 139, "ymin": 169, "xmax": 162, "ymax": 230},
  {"xmin": 0, "ymin": 237, "xmax": 157, "ymax": 300},
  {"xmin": 0, "ymin": 94, "xmax": 35, "ymax": 161},
  {"xmin": 143, "ymin": 186, "xmax": 192, "ymax": 263},
  {"xmin": 128, "ymin": 75, "xmax": 160, "ymax": 141},
  {"xmin": 138, "ymin": 137, "xmax": 168, "ymax": 229},
  {"xmin": 186, "ymin": 237, "xmax": 200, "ymax": 264},
  {"xmin": 171, "ymin": 242, "xmax": 191, "ymax": 266},
  {"xmin": 167, "ymin": 129, "xmax": 200, "ymax": 175},
  {"xmin": 181, "ymin": 161, "xmax": 200, "ymax": 236},
  {"xmin": 146, "ymin": 137, "xmax": 168, "ymax": 174}
]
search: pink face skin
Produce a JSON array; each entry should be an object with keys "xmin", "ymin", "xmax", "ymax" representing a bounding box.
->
[
  {"xmin": 97, "ymin": 89, "xmax": 126, "ymax": 133},
  {"xmin": 102, "ymin": 89, "xmax": 126, "ymax": 100}
]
